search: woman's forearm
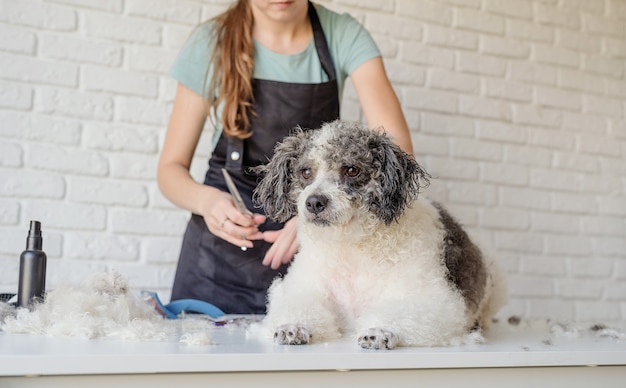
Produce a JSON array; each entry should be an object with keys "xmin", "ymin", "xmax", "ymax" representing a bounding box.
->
[
  {"xmin": 158, "ymin": 83, "xmax": 217, "ymax": 215},
  {"xmin": 157, "ymin": 161, "xmax": 220, "ymax": 216}
]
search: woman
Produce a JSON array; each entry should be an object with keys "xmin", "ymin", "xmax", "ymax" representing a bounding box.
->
[{"xmin": 158, "ymin": 0, "xmax": 413, "ymax": 314}]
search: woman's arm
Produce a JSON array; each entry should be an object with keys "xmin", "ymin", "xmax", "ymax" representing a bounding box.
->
[
  {"xmin": 158, "ymin": 84, "xmax": 264, "ymax": 249},
  {"xmin": 349, "ymin": 56, "xmax": 414, "ymax": 155},
  {"xmin": 158, "ymin": 84, "xmax": 211, "ymax": 214}
]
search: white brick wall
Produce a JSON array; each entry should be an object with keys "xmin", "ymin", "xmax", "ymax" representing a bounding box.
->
[{"xmin": 0, "ymin": 0, "xmax": 624, "ymax": 325}]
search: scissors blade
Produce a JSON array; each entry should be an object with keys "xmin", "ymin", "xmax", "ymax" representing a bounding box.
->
[{"xmin": 221, "ymin": 168, "xmax": 253, "ymax": 216}]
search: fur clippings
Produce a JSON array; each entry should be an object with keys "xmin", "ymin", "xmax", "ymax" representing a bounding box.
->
[
  {"xmin": 504, "ymin": 315, "xmax": 626, "ymax": 341},
  {"xmin": 254, "ymin": 120, "xmax": 508, "ymax": 349},
  {"xmin": 0, "ymin": 301, "xmax": 16, "ymax": 324},
  {"xmin": 0, "ymin": 270, "xmax": 214, "ymax": 345}
]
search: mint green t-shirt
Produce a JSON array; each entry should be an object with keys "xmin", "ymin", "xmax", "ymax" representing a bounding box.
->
[{"xmin": 169, "ymin": 4, "xmax": 380, "ymax": 145}]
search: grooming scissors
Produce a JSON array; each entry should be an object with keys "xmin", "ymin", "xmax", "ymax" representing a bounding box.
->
[
  {"xmin": 221, "ymin": 168, "xmax": 253, "ymax": 216},
  {"xmin": 221, "ymin": 168, "xmax": 254, "ymax": 252}
]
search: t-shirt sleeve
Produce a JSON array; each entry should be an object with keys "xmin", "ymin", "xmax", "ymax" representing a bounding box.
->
[
  {"xmin": 320, "ymin": 7, "xmax": 381, "ymax": 78},
  {"xmin": 169, "ymin": 22, "xmax": 214, "ymax": 98}
]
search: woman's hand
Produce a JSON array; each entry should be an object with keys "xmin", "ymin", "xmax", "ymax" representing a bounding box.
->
[
  {"xmin": 262, "ymin": 217, "xmax": 299, "ymax": 270},
  {"xmin": 202, "ymin": 190, "xmax": 266, "ymax": 250}
]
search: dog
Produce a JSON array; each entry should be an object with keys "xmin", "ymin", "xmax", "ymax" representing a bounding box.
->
[{"xmin": 253, "ymin": 120, "xmax": 506, "ymax": 349}]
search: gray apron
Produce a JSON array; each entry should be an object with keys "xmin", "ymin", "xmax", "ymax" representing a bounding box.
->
[{"xmin": 171, "ymin": 2, "xmax": 340, "ymax": 314}]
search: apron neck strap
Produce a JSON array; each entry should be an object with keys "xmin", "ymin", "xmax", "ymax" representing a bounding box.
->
[{"xmin": 309, "ymin": 1, "xmax": 336, "ymax": 81}]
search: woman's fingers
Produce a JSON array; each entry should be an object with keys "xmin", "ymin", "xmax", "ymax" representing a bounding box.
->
[
  {"xmin": 204, "ymin": 193, "xmax": 265, "ymax": 249},
  {"xmin": 262, "ymin": 218, "xmax": 299, "ymax": 269}
]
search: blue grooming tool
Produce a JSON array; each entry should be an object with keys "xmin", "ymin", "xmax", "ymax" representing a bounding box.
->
[{"xmin": 141, "ymin": 290, "xmax": 225, "ymax": 319}]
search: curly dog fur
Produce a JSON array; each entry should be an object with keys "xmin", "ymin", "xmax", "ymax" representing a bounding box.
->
[{"xmin": 254, "ymin": 120, "xmax": 507, "ymax": 349}]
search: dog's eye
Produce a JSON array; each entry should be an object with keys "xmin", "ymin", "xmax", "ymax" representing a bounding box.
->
[
  {"xmin": 301, "ymin": 168, "xmax": 312, "ymax": 180},
  {"xmin": 345, "ymin": 166, "xmax": 360, "ymax": 178}
]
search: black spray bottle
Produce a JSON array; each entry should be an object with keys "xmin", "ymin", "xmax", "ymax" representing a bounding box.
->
[{"xmin": 17, "ymin": 220, "xmax": 47, "ymax": 308}]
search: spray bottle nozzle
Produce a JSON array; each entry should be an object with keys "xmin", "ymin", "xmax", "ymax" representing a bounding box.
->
[
  {"xmin": 26, "ymin": 220, "xmax": 43, "ymax": 250},
  {"xmin": 29, "ymin": 220, "xmax": 41, "ymax": 235}
]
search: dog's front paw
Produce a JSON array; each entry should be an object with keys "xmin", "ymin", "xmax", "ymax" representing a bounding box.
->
[
  {"xmin": 358, "ymin": 328, "xmax": 399, "ymax": 350},
  {"xmin": 274, "ymin": 324, "xmax": 311, "ymax": 345}
]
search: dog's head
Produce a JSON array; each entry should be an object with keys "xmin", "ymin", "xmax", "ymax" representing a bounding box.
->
[{"xmin": 253, "ymin": 120, "xmax": 430, "ymax": 227}]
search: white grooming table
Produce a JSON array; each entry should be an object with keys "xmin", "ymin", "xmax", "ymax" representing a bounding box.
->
[{"xmin": 0, "ymin": 319, "xmax": 624, "ymax": 387}]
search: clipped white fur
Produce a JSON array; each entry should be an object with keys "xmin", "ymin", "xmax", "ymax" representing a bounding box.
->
[{"xmin": 1, "ymin": 270, "xmax": 214, "ymax": 345}]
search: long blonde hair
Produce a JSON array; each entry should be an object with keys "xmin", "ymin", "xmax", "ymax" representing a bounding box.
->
[{"xmin": 208, "ymin": 0, "xmax": 255, "ymax": 139}]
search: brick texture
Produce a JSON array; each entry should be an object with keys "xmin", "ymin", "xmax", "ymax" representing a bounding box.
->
[{"xmin": 0, "ymin": 0, "xmax": 624, "ymax": 325}]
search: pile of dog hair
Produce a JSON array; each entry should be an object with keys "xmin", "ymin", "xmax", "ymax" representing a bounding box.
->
[{"xmin": 0, "ymin": 270, "xmax": 214, "ymax": 345}]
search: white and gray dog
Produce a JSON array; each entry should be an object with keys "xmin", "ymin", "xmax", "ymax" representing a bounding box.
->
[{"xmin": 254, "ymin": 120, "xmax": 506, "ymax": 349}]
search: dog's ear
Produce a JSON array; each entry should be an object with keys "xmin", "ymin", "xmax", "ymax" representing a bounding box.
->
[
  {"xmin": 370, "ymin": 133, "xmax": 430, "ymax": 225},
  {"xmin": 253, "ymin": 128, "xmax": 310, "ymax": 222}
]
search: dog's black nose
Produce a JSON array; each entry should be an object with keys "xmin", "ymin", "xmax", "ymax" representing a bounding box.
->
[{"xmin": 305, "ymin": 194, "xmax": 328, "ymax": 215}]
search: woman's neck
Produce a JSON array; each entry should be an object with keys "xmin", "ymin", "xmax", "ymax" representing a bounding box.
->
[{"xmin": 251, "ymin": 1, "xmax": 312, "ymax": 55}]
